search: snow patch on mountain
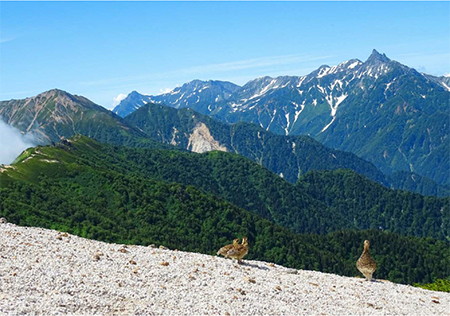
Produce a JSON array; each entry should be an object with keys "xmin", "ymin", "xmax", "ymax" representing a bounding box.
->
[
  {"xmin": 266, "ymin": 109, "xmax": 277, "ymax": 131},
  {"xmin": 317, "ymin": 66, "xmax": 331, "ymax": 78},
  {"xmin": 441, "ymin": 82, "xmax": 450, "ymax": 92},
  {"xmin": 249, "ymin": 79, "xmax": 278, "ymax": 100},
  {"xmin": 285, "ymin": 112, "xmax": 291, "ymax": 135},
  {"xmin": 297, "ymin": 76, "xmax": 306, "ymax": 87},
  {"xmin": 321, "ymin": 116, "xmax": 336, "ymax": 133},
  {"xmin": 293, "ymin": 101, "xmax": 305, "ymax": 124},
  {"xmin": 347, "ymin": 60, "xmax": 362, "ymax": 69}
]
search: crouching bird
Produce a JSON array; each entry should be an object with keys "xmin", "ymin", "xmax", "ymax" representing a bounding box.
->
[
  {"xmin": 217, "ymin": 239, "xmax": 240, "ymax": 258},
  {"xmin": 356, "ymin": 240, "xmax": 377, "ymax": 281},
  {"xmin": 226, "ymin": 237, "xmax": 248, "ymax": 264}
]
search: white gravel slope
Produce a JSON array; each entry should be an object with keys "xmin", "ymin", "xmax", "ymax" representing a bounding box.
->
[{"xmin": 0, "ymin": 223, "xmax": 449, "ymax": 316}]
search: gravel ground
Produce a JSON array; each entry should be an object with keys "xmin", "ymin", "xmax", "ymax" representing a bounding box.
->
[{"xmin": 0, "ymin": 223, "xmax": 449, "ymax": 315}]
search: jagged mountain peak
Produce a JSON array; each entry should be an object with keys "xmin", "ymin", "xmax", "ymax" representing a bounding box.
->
[
  {"xmin": 366, "ymin": 49, "xmax": 391, "ymax": 64},
  {"xmin": 35, "ymin": 88, "xmax": 71, "ymax": 98},
  {"xmin": 183, "ymin": 79, "xmax": 206, "ymax": 87},
  {"xmin": 112, "ymin": 78, "xmax": 242, "ymax": 113},
  {"xmin": 180, "ymin": 79, "xmax": 239, "ymax": 89},
  {"xmin": 254, "ymin": 75, "xmax": 273, "ymax": 80},
  {"xmin": 112, "ymin": 90, "xmax": 152, "ymax": 116},
  {"xmin": 128, "ymin": 90, "xmax": 142, "ymax": 97},
  {"xmin": 123, "ymin": 90, "xmax": 146, "ymax": 101},
  {"xmin": 32, "ymin": 89, "xmax": 87, "ymax": 107},
  {"xmin": 158, "ymin": 79, "xmax": 240, "ymax": 98},
  {"xmin": 32, "ymin": 89, "xmax": 98, "ymax": 109},
  {"xmin": 241, "ymin": 76, "xmax": 275, "ymax": 89},
  {"xmin": 114, "ymin": 50, "xmax": 400, "ymax": 118},
  {"xmin": 181, "ymin": 80, "xmax": 206, "ymax": 90}
]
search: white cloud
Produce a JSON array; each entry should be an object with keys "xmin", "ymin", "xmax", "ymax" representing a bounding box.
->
[
  {"xmin": 112, "ymin": 93, "xmax": 127, "ymax": 106},
  {"xmin": 0, "ymin": 37, "xmax": 15, "ymax": 44},
  {"xmin": 159, "ymin": 88, "xmax": 173, "ymax": 94},
  {"xmin": 80, "ymin": 54, "xmax": 334, "ymax": 87},
  {"xmin": 0, "ymin": 120, "xmax": 37, "ymax": 165},
  {"xmin": 177, "ymin": 54, "xmax": 334, "ymax": 76}
]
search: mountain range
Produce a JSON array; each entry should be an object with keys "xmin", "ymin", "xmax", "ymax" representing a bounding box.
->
[
  {"xmin": 113, "ymin": 50, "xmax": 450, "ymax": 187},
  {"xmin": 1, "ymin": 87, "xmax": 448, "ymax": 197}
]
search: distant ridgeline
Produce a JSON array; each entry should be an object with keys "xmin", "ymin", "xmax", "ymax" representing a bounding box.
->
[
  {"xmin": 1, "ymin": 136, "xmax": 449, "ymax": 285},
  {"xmin": 0, "ymin": 88, "xmax": 448, "ymax": 197}
]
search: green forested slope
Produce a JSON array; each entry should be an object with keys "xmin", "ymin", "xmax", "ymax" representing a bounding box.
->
[
  {"xmin": 297, "ymin": 169, "xmax": 450, "ymax": 241},
  {"xmin": 390, "ymin": 171, "xmax": 450, "ymax": 197},
  {"xmin": 56, "ymin": 137, "xmax": 449, "ymax": 240},
  {"xmin": 3, "ymin": 136, "xmax": 448, "ymax": 240}
]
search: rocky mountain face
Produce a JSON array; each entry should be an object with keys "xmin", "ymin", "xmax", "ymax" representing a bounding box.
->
[
  {"xmin": 113, "ymin": 80, "xmax": 240, "ymax": 117},
  {"xmin": 424, "ymin": 74, "xmax": 450, "ymax": 91},
  {"xmin": 114, "ymin": 50, "xmax": 450, "ymax": 186},
  {"xmin": 0, "ymin": 89, "xmax": 163, "ymax": 149},
  {"xmin": 124, "ymin": 103, "xmax": 450, "ymax": 196},
  {"xmin": 112, "ymin": 90, "xmax": 153, "ymax": 118}
]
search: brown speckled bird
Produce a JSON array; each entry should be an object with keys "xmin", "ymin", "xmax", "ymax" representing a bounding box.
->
[
  {"xmin": 356, "ymin": 240, "xmax": 377, "ymax": 281},
  {"xmin": 217, "ymin": 239, "xmax": 239, "ymax": 258},
  {"xmin": 226, "ymin": 237, "xmax": 248, "ymax": 264}
]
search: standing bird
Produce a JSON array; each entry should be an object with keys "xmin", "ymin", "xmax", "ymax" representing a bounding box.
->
[
  {"xmin": 226, "ymin": 237, "xmax": 249, "ymax": 264},
  {"xmin": 356, "ymin": 240, "xmax": 377, "ymax": 281},
  {"xmin": 217, "ymin": 239, "xmax": 240, "ymax": 258}
]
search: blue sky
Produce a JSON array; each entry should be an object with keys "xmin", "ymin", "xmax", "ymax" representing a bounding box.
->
[{"xmin": 1, "ymin": 1, "xmax": 449, "ymax": 109}]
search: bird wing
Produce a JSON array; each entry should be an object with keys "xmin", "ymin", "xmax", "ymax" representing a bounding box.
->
[
  {"xmin": 226, "ymin": 245, "xmax": 242, "ymax": 256},
  {"xmin": 217, "ymin": 244, "xmax": 233, "ymax": 255}
]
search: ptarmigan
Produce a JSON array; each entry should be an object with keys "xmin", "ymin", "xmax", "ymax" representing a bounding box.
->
[
  {"xmin": 356, "ymin": 240, "xmax": 377, "ymax": 281},
  {"xmin": 217, "ymin": 239, "xmax": 239, "ymax": 258},
  {"xmin": 226, "ymin": 237, "xmax": 248, "ymax": 264}
]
